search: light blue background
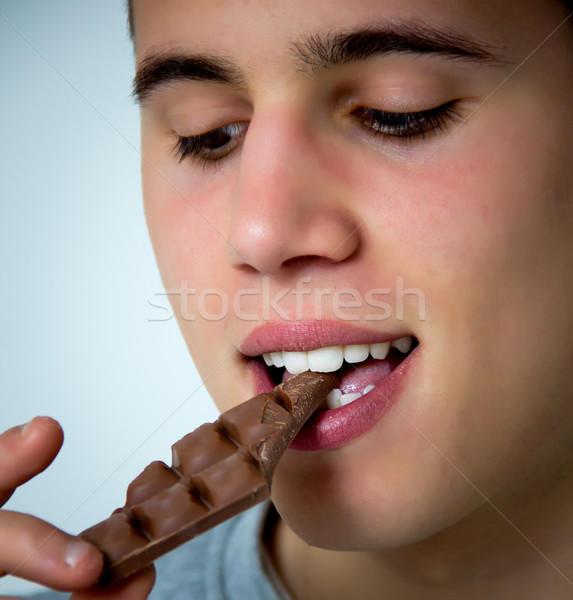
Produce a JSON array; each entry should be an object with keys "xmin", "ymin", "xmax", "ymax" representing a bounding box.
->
[{"xmin": 0, "ymin": 2, "xmax": 217, "ymax": 595}]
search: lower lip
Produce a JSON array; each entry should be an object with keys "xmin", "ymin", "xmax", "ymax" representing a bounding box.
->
[{"xmin": 250, "ymin": 347, "xmax": 418, "ymax": 452}]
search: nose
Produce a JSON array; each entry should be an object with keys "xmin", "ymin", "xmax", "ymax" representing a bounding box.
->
[{"xmin": 226, "ymin": 113, "xmax": 361, "ymax": 276}]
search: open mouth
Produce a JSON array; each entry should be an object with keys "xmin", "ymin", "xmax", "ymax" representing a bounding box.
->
[{"xmin": 259, "ymin": 336, "xmax": 418, "ymax": 410}]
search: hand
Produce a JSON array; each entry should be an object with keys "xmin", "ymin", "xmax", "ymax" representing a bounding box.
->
[{"xmin": 0, "ymin": 417, "xmax": 155, "ymax": 599}]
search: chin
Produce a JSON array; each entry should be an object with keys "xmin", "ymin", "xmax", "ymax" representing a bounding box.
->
[
  {"xmin": 271, "ymin": 463, "xmax": 471, "ymax": 553},
  {"xmin": 268, "ymin": 419, "xmax": 501, "ymax": 553}
]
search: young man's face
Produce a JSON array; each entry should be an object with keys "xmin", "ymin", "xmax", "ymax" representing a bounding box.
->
[{"xmin": 133, "ymin": 0, "xmax": 573, "ymax": 550}]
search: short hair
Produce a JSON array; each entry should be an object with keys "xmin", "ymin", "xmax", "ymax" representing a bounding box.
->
[{"xmin": 126, "ymin": 0, "xmax": 134, "ymax": 41}]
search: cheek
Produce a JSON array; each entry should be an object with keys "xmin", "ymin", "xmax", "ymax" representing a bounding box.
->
[
  {"xmin": 142, "ymin": 160, "xmax": 231, "ymax": 289},
  {"xmin": 142, "ymin": 159, "xmax": 239, "ymax": 378},
  {"xmin": 370, "ymin": 108, "xmax": 570, "ymax": 324},
  {"xmin": 403, "ymin": 118, "xmax": 573, "ymax": 475},
  {"xmin": 406, "ymin": 156, "xmax": 498, "ymax": 280}
]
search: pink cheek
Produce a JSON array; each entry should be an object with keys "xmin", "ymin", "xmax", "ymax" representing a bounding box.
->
[
  {"xmin": 146, "ymin": 179, "xmax": 229, "ymax": 287},
  {"xmin": 404, "ymin": 157, "xmax": 497, "ymax": 251},
  {"xmin": 353, "ymin": 148, "xmax": 503, "ymax": 298}
]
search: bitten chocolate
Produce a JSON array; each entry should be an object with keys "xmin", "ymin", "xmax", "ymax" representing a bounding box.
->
[{"xmin": 80, "ymin": 371, "xmax": 337, "ymax": 585}]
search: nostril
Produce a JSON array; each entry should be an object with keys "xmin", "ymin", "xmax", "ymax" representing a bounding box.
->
[{"xmin": 281, "ymin": 253, "xmax": 353, "ymax": 271}]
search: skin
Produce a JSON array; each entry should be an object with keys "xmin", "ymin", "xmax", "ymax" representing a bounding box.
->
[
  {"xmin": 135, "ymin": 0, "xmax": 573, "ymax": 598},
  {"xmin": 0, "ymin": 418, "xmax": 155, "ymax": 599},
  {"xmin": 2, "ymin": 0, "xmax": 573, "ymax": 598}
]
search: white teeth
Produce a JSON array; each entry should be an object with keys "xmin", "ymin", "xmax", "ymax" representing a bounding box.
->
[
  {"xmin": 282, "ymin": 350, "xmax": 309, "ymax": 374},
  {"xmin": 325, "ymin": 388, "xmax": 343, "ymax": 409},
  {"xmin": 343, "ymin": 344, "xmax": 369, "ymax": 363},
  {"xmin": 307, "ymin": 346, "xmax": 344, "ymax": 373},
  {"xmin": 260, "ymin": 336, "xmax": 414, "ymax": 372},
  {"xmin": 270, "ymin": 351, "xmax": 285, "ymax": 368},
  {"xmin": 391, "ymin": 336, "xmax": 412, "ymax": 354},
  {"xmin": 325, "ymin": 383, "xmax": 376, "ymax": 409},
  {"xmin": 369, "ymin": 342, "xmax": 390, "ymax": 360},
  {"xmin": 340, "ymin": 392, "xmax": 362, "ymax": 406}
]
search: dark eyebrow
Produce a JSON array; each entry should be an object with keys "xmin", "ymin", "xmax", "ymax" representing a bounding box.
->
[
  {"xmin": 133, "ymin": 51, "xmax": 245, "ymax": 104},
  {"xmin": 293, "ymin": 23, "xmax": 502, "ymax": 71},
  {"xmin": 133, "ymin": 23, "xmax": 501, "ymax": 103}
]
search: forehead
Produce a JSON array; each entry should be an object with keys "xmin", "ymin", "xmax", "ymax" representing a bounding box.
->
[{"xmin": 131, "ymin": 0, "xmax": 563, "ymax": 66}]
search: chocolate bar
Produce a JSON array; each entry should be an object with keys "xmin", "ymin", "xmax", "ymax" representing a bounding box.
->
[{"xmin": 80, "ymin": 371, "xmax": 337, "ymax": 585}]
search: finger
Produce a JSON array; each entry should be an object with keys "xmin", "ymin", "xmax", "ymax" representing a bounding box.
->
[
  {"xmin": 0, "ymin": 511, "xmax": 102, "ymax": 591},
  {"xmin": 71, "ymin": 566, "xmax": 156, "ymax": 600},
  {"xmin": 0, "ymin": 417, "xmax": 63, "ymax": 503}
]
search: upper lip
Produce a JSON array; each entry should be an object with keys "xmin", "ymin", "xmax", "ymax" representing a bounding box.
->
[{"xmin": 239, "ymin": 320, "xmax": 413, "ymax": 357}]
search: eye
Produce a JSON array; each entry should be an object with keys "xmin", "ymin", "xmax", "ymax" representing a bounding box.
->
[
  {"xmin": 173, "ymin": 121, "xmax": 249, "ymax": 165},
  {"xmin": 353, "ymin": 100, "xmax": 463, "ymax": 140}
]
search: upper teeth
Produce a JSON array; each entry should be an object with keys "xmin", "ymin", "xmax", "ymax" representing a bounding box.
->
[{"xmin": 262, "ymin": 336, "xmax": 413, "ymax": 374}]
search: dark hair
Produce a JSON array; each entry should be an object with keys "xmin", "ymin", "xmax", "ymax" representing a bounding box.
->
[
  {"xmin": 126, "ymin": 0, "xmax": 135, "ymax": 41},
  {"xmin": 125, "ymin": 0, "xmax": 572, "ymax": 41}
]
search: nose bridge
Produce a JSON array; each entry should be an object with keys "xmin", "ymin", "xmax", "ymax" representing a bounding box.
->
[
  {"xmin": 235, "ymin": 111, "xmax": 304, "ymax": 233},
  {"xmin": 227, "ymin": 110, "xmax": 360, "ymax": 274}
]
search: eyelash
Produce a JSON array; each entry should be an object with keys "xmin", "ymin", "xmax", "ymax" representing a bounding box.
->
[
  {"xmin": 173, "ymin": 122, "xmax": 249, "ymax": 166},
  {"xmin": 352, "ymin": 100, "xmax": 463, "ymax": 140},
  {"xmin": 173, "ymin": 100, "xmax": 462, "ymax": 165}
]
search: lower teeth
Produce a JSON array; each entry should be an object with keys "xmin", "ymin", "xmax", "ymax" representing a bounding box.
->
[{"xmin": 325, "ymin": 384, "xmax": 375, "ymax": 410}]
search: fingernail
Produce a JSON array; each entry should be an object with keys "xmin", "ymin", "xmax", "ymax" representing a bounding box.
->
[
  {"xmin": 64, "ymin": 539, "xmax": 94, "ymax": 569},
  {"xmin": 19, "ymin": 419, "xmax": 34, "ymax": 438}
]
